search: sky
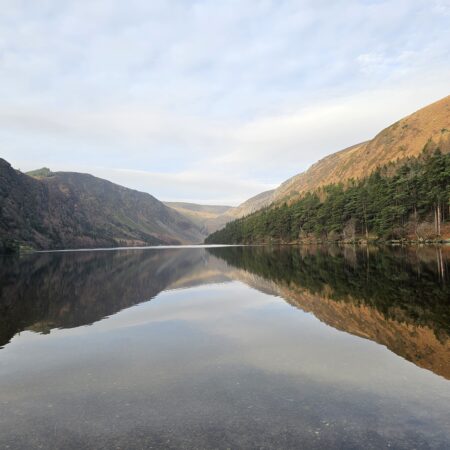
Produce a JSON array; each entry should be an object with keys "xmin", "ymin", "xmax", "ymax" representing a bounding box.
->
[{"xmin": 0, "ymin": 0, "xmax": 449, "ymax": 205}]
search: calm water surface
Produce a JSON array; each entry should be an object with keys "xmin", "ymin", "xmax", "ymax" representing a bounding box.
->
[{"xmin": 0, "ymin": 245, "xmax": 449, "ymax": 449}]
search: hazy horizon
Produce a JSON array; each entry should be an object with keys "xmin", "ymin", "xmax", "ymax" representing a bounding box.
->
[{"xmin": 1, "ymin": 0, "xmax": 449, "ymax": 205}]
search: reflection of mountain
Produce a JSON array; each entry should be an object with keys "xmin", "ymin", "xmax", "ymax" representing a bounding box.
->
[
  {"xmin": 1, "ymin": 246, "xmax": 449, "ymax": 380},
  {"xmin": 0, "ymin": 249, "xmax": 230, "ymax": 348},
  {"xmin": 208, "ymin": 246, "xmax": 450, "ymax": 380}
]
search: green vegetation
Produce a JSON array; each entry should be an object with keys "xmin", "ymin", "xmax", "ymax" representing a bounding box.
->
[
  {"xmin": 26, "ymin": 167, "xmax": 53, "ymax": 178},
  {"xmin": 205, "ymin": 150, "xmax": 450, "ymax": 244}
]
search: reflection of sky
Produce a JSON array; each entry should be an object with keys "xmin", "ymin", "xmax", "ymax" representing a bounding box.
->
[{"xmin": 1, "ymin": 279, "xmax": 449, "ymax": 447}]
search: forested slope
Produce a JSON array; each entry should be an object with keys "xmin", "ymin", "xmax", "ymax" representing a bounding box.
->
[{"xmin": 205, "ymin": 150, "xmax": 450, "ymax": 244}]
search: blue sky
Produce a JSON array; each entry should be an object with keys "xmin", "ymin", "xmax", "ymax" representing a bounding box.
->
[{"xmin": 1, "ymin": 0, "xmax": 449, "ymax": 205}]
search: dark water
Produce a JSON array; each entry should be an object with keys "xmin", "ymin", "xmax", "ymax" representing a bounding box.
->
[{"xmin": 0, "ymin": 245, "xmax": 449, "ymax": 449}]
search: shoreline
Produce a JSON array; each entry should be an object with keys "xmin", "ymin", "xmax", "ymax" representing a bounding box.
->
[
  {"xmin": 2, "ymin": 239, "xmax": 449, "ymax": 256},
  {"xmin": 206, "ymin": 238, "xmax": 450, "ymax": 247}
]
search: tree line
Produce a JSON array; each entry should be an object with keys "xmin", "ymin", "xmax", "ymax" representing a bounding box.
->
[{"xmin": 205, "ymin": 149, "xmax": 450, "ymax": 244}]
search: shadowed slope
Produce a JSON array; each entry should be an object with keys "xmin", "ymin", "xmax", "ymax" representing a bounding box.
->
[{"xmin": 0, "ymin": 159, "xmax": 205, "ymax": 250}]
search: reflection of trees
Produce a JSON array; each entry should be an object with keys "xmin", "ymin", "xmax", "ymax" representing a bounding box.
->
[
  {"xmin": 208, "ymin": 246, "xmax": 450, "ymax": 337},
  {"xmin": 209, "ymin": 245, "xmax": 450, "ymax": 379},
  {"xmin": 1, "ymin": 245, "xmax": 449, "ymax": 379}
]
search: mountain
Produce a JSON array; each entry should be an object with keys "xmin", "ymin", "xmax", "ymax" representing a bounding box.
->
[
  {"xmin": 204, "ymin": 95, "xmax": 449, "ymax": 237},
  {"xmin": 0, "ymin": 159, "xmax": 205, "ymax": 251},
  {"xmin": 225, "ymin": 189, "xmax": 275, "ymax": 218},
  {"xmin": 272, "ymin": 95, "xmax": 450, "ymax": 203},
  {"xmin": 206, "ymin": 148, "xmax": 450, "ymax": 244},
  {"xmin": 164, "ymin": 202, "xmax": 233, "ymax": 234},
  {"xmin": 165, "ymin": 190, "xmax": 275, "ymax": 234},
  {"xmin": 205, "ymin": 95, "xmax": 450, "ymax": 244}
]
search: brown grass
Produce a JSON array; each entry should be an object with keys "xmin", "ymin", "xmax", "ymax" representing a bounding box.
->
[{"xmin": 273, "ymin": 95, "xmax": 450, "ymax": 203}]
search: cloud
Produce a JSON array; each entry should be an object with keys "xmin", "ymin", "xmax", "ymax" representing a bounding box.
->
[
  {"xmin": 0, "ymin": 0, "xmax": 449, "ymax": 204},
  {"xmin": 84, "ymin": 167, "xmax": 277, "ymax": 205}
]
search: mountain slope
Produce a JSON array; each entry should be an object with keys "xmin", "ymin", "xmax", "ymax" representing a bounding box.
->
[
  {"xmin": 165, "ymin": 190, "xmax": 275, "ymax": 234},
  {"xmin": 206, "ymin": 150, "xmax": 450, "ymax": 243},
  {"xmin": 164, "ymin": 202, "xmax": 233, "ymax": 234},
  {"xmin": 225, "ymin": 189, "xmax": 275, "ymax": 218},
  {"xmin": 205, "ymin": 95, "xmax": 449, "ymax": 236},
  {"xmin": 205, "ymin": 95, "xmax": 450, "ymax": 244},
  {"xmin": 0, "ymin": 159, "xmax": 205, "ymax": 250},
  {"xmin": 273, "ymin": 95, "xmax": 450, "ymax": 203}
]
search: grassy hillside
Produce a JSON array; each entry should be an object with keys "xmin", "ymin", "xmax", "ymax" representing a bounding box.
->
[
  {"xmin": 225, "ymin": 189, "xmax": 275, "ymax": 219},
  {"xmin": 273, "ymin": 95, "xmax": 450, "ymax": 203},
  {"xmin": 26, "ymin": 167, "xmax": 53, "ymax": 179},
  {"xmin": 201, "ymin": 95, "xmax": 450, "ymax": 236},
  {"xmin": 206, "ymin": 95, "xmax": 450, "ymax": 244},
  {"xmin": 0, "ymin": 159, "xmax": 205, "ymax": 251}
]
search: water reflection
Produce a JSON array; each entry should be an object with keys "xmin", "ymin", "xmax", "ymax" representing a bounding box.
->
[
  {"xmin": 1, "ymin": 246, "xmax": 449, "ymax": 379},
  {"xmin": 0, "ymin": 248, "xmax": 225, "ymax": 347},
  {"xmin": 0, "ymin": 246, "xmax": 449, "ymax": 449},
  {"xmin": 209, "ymin": 245, "xmax": 450, "ymax": 380}
]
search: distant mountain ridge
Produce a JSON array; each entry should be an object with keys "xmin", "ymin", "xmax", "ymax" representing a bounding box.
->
[
  {"xmin": 165, "ymin": 190, "xmax": 275, "ymax": 234},
  {"xmin": 0, "ymin": 159, "xmax": 205, "ymax": 251},
  {"xmin": 164, "ymin": 202, "xmax": 233, "ymax": 234}
]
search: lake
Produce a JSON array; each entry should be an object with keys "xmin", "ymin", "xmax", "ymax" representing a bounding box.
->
[{"xmin": 0, "ymin": 245, "xmax": 449, "ymax": 449}]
